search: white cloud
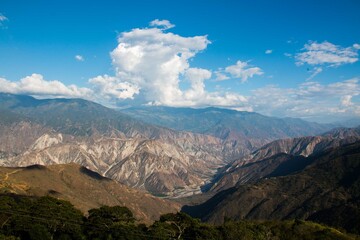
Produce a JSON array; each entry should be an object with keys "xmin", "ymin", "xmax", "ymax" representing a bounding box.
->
[
  {"xmin": 265, "ymin": 49, "xmax": 273, "ymax": 54},
  {"xmin": 250, "ymin": 78, "xmax": 360, "ymax": 121},
  {"xmin": 0, "ymin": 21, "xmax": 250, "ymax": 109},
  {"xmin": 89, "ymin": 75, "xmax": 139, "ymax": 100},
  {"xmin": 2, "ymin": 73, "xmax": 358, "ymax": 122},
  {"xmin": 149, "ymin": 19, "xmax": 175, "ymax": 30},
  {"xmin": 341, "ymin": 95, "xmax": 353, "ymax": 107},
  {"xmin": 224, "ymin": 60, "xmax": 263, "ymax": 83},
  {"xmin": 306, "ymin": 67, "xmax": 322, "ymax": 81},
  {"xmin": 106, "ymin": 21, "xmax": 248, "ymax": 108},
  {"xmin": 0, "ymin": 74, "xmax": 92, "ymax": 98},
  {"xmin": 215, "ymin": 71, "xmax": 230, "ymax": 81},
  {"xmin": 185, "ymin": 68, "xmax": 212, "ymax": 84},
  {"xmin": 75, "ymin": 55, "xmax": 84, "ymax": 61},
  {"xmin": 110, "ymin": 26, "xmax": 209, "ymax": 105},
  {"xmin": 353, "ymin": 43, "xmax": 360, "ymax": 50},
  {"xmin": 184, "ymin": 68, "xmax": 211, "ymax": 99},
  {"xmin": 296, "ymin": 41, "xmax": 358, "ymax": 67}
]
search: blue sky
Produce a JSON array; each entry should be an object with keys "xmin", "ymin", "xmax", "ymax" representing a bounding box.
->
[{"xmin": 0, "ymin": 0, "xmax": 359, "ymax": 122}]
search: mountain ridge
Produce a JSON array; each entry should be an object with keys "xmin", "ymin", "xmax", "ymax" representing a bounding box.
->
[
  {"xmin": 209, "ymin": 126, "xmax": 360, "ymax": 193},
  {"xmin": 122, "ymin": 105, "xmax": 336, "ymax": 160},
  {"xmin": 0, "ymin": 163, "xmax": 180, "ymax": 223},
  {"xmin": 182, "ymin": 141, "xmax": 360, "ymax": 234},
  {"xmin": 122, "ymin": 105, "xmax": 335, "ymax": 139}
]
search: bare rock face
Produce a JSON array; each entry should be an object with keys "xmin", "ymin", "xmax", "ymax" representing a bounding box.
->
[
  {"xmin": 103, "ymin": 138, "xmax": 221, "ymax": 197},
  {"xmin": 0, "ymin": 121, "xmax": 51, "ymax": 158},
  {"xmin": 1, "ymin": 123, "xmax": 224, "ymax": 197},
  {"xmin": 30, "ymin": 133, "xmax": 63, "ymax": 151}
]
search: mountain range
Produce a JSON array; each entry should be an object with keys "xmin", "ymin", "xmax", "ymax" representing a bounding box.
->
[
  {"xmin": 1, "ymin": 92, "xmax": 360, "ymax": 235},
  {"xmin": 123, "ymin": 106, "xmax": 335, "ymax": 160},
  {"xmin": 0, "ymin": 93, "xmax": 225, "ymax": 197},
  {"xmin": 0, "ymin": 93, "xmax": 337, "ymax": 197}
]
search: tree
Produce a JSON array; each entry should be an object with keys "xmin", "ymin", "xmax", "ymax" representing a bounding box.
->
[
  {"xmin": 0, "ymin": 195, "xmax": 84, "ymax": 240},
  {"xmin": 150, "ymin": 212, "xmax": 199, "ymax": 239},
  {"xmin": 29, "ymin": 196, "xmax": 84, "ymax": 240},
  {"xmin": 84, "ymin": 205, "xmax": 136, "ymax": 239}
]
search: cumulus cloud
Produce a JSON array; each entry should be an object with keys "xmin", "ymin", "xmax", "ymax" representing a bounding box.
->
[
  {"xmin": 110, "ymin": 26, "xmax": 209, "ymax": 105},
  {"xmin": 75, "ymin": 55, "xmax": 84, "ymax": 61},
  {"xmin": 0, "ymin": 20, "xmax": 251, "ymax": 109},
  {"xmin": 250, "ymin": 78, "xmax": 360, "ymax": 121},
  {"xmin": 106, "ymin": 21, "xmax": 248, "ymax": 108},
  {"xmin": 0, "ymin": 74, "xmax": 92, "ymax": 98},
  {"xmin": 183, "ymin": 68, "xmax": 211, "ymax": 99},
  {"xmin": 224, "ymin": 60, "xmax": 263, "ymax": 83},
  {"xmin": 215, "ymin": 71, "xmax": 230, "ymax": 81},
  {"xmin": 89, "ymin": 75, "xmax": 139, "ymax": 100},
  {"xmin": 265, "ymin": 49, "xmax": 273, "ymax": 54},
  {"xmin": 296, "ymin": 41, "xmax": 358, "ymax": 67},
  {"xmin": 149, "ymin": 19, "xmax": 175, "ymax": 30},
  {"xmin": 341, "ymin": 95, "xmax": 353, "ymax": 107}
]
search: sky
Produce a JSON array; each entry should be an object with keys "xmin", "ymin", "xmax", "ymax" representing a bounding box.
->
[{"xmin": 0, "ymin": 0, "xmax": 360, "ymax": 123}]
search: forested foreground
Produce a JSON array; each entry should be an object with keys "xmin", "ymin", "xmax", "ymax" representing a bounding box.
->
[{"xmin": 0, "ymin": 195, "xmax": 357, "ymax": 240}]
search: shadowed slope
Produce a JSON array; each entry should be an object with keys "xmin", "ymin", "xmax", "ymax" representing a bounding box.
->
[{"xmin": 183, "ymin": 141, "xmax": 360, "ymax": 234}]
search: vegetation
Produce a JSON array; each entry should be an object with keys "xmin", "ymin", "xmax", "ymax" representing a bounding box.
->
[
  {"xmin": 0, "ymin": 195, "xmax": 357, "ymax": 240},
  {"xmin": 184, "ymin": 141, "xmax": 360, "ymax": 230}
]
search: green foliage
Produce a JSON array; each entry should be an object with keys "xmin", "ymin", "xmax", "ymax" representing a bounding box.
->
[
  {"xmin": 84, "ymin": 205, "xmax": 137, "ymax": 239},
  {"xmin": 0, "ymin": 194, "xmax": 357, "ymax": 240},
  {"xmin": 149, "ymin": 212, "xmax": 200, "ymax": 239},
  {"xmin": 0, "ymin": 195, "xmax": 84, "ymax": 240}
]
